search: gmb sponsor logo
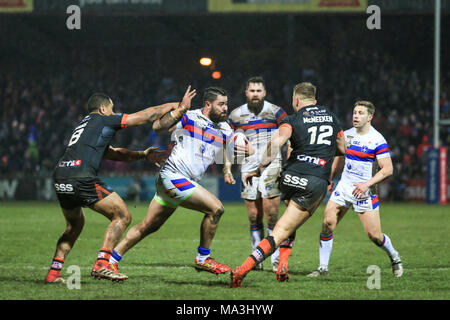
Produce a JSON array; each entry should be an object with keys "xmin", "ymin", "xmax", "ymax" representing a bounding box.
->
[
  {"xmin": 283, "ymin": 174, "xmax": 308, "ymax": 187},
  {"xmin": 297, "ymin": 154, "xmax": 326, "ymax": 167}
]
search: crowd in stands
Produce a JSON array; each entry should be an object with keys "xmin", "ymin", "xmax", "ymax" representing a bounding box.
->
[{"xmin": 1, "ymin": 18, "xmax": 449, "ymax": 201}]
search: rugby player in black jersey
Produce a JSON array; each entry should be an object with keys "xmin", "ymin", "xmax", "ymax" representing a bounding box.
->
[
  {"xmin": 45, "ymin": 86, "xmax": 196, "ymax": 283},
  {"xmin": 230, "ymin": 82, "xmax": 347, "ymax": 287}
]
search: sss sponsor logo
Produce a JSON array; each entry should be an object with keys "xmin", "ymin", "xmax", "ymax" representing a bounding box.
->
[
  {"xmin": 54, "ymin": 183, "xmax": 74, "ymax": 193},
  {"xmin": 283, "ymin": 174, "xmax": 308, "ymax": 187}
]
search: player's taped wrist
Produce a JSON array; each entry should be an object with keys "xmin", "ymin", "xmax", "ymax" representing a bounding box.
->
[
  {"xmin": 223, "ymin": 166, "xmax": 232, "ymax": 175},
  {"xmin": 170, "ymin": 105, "xmax": 188, "ymax": 121}
]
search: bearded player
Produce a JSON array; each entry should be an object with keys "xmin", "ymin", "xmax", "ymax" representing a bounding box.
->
[
  {"xmin": 109, "ymin": 87, "xmax": 253, "ymax": 275},
  {"xmin": 45, "ymin": 87, "xmax": 195, "ymax": 283},
  {"xmin": 224, "ymin": 76, "xmax": 288, "ymax": 271},
  {"xmin": 307, "ymin": 100, "xmax": 403, "ymax": 278},
  {"xmin": 229, "ymin": 82, "xmax": 346, "ymax": 287}
]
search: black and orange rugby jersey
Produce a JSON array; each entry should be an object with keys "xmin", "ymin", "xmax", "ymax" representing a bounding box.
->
[
  {"xmin": 53, "ymin": 113, "xmax": 128, "ymax": 179},
  {"xmin": 279, "ymin": 105, "xmax": 343, "ymax": 182}
]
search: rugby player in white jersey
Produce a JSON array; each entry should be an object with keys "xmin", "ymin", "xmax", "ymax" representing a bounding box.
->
[
  {"xmin": 224, "ymin": 76, "xmax": 288, "ymax": 272},
  {"xmin": 109, "ymin": 87, "xmax": 253, "ymax": 275},
  {"xmin": 307, "ymin": 100, "xmax": 403, "ymax": 278}
]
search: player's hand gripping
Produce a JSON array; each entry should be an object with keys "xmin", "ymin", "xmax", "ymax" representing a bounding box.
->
[
  {"xmin": 328, "ymin": 180, "xmax": 335, "ymax": 194},
  {"xmin": 178, "ymin": 85, "xmax": 197, "ymax": 113},
  {"xmin": 224, "ymin": 171, "xmax": 236, "ymax": 185},
  {"xmin": 352, "ymin": 182, "xmax": 370, "ymax": 198},
  {"xmin": 143, "ymin": 147, "xmax": 169, "ymax": 167},
  {"xmin": 234, "ymin": 137, "xmax": 254, "ymax": 157},
  {"xmin": 243, "ymin": 167, "xmax": 262, "ymax": 186}
]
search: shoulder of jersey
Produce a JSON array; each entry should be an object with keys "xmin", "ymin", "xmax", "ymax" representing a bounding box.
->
[
  {"xmin": 265, "ymin": 101, "xmax": 282, "ymax": 112},
  {"xmin": 219, "ymin": 121, "xmax": 233, "ymax": 132},
  {"xmin": 344, "ymin": 127, "xmax": 355, "ymax": 135},
  {"xmin": 369, "ymin": 126, "xmax": 387, "ymax": 142},
  {"xmin": 229, "ymin": 104, "xmax": 246, "ymax": 117}
]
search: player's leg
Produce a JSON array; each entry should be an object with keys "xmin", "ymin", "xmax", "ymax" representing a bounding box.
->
[
  {"xmin": 89, "ymin": 191, "xmax": 131, "ymax": 280},
  {"xmin": 259, "ymin": 164, "xmax": 283, "ymax": 270},
  {"xmin": 262, "ymin": 196, "xmax": 281, "ymax": 271},
  {"xmin": 358, "ymin": 209, "xmax": 403, "ymax": 277},
  {"xmin": 230, "ymin": 200, "xmax": 311, "ymax": 287},
  {"xmin": 113, "ymin": 198, "xmax": 176, "ymax": 258},
  {"xmin": 307, "ymin": 200, "xmax": 348, "ymax": 277},
  {"xmin": 230, "ymin": 173, "xmax": 329, "ymax": 287},
  {"xmin": 245, "ymin": 199, "xmax": 264, "ymax": 249},
  {"xmin": 245, "ymin": 199, "xmax": 265, "ymax": 270},
  {"xmin": 45, "ymin": 206, "xmax": 85, "ymax": 284},
  {"xmin": 242, "ymin": 173, "xmax": 265, "ymax": 269},
  {"xmin": 180, "ymin": 184, "xmax": 230, "ymax": 274}
]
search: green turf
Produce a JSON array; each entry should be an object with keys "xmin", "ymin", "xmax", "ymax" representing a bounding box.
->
[{"xmin": 0, "ymin": 201, "xmax": 448, "ymax": 300}]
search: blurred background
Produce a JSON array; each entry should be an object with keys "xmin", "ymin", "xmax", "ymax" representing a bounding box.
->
[{"xmin": 0, "ymin": 0, "xmax": 449, "ymax": 203}]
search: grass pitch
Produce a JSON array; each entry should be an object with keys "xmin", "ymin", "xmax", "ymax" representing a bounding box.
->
[{"xmin": 0, "ymin": 201, "xmax": 449, "ymax": 300}]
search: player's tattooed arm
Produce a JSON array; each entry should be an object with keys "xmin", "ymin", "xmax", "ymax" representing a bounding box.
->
[
  {"xmin": 103, "ymin": 146, "xmax": 168, "ymax": 166},
  {"xmin": 153, "ymin": 85, "xmax": 197, "ymax": 133},
  {"xmin": 152, "ymin": 104, "xmax": 188, "ymax": 133},
  {"xmin": 125, "ymin": 102, "xmax": 179, "ymax": 127}
]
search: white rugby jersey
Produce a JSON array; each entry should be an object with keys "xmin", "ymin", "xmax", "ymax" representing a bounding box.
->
[
  {"xmin": 228, "ymin": 101, "xmax": 287, "ymax": 172},
  {"xmin": 340, "ymin": 126, "xmax": 390, "ymax": 185},
  {"xmin": 163, "ymin": 109, "xmax": 233, "ymax": 181}
]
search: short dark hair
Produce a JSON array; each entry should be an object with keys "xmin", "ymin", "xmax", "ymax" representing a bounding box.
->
[
  {"xmin": 203, "ymin": 87, "xmax": 227, "ymax": 105},
  {"xmin": 293, "ymin": 82, "xmax": 316, "ymax": 100},
  {"xmin": 354, "ymin": 100, "xmax": 375, "ymax": 115},
  {"xmin": 246, "ymin": 76, "xmax": 265, "ymax": 89},
  {"xmin": 87, "ymin": 93, "xmax": 111, "ymax": 113}
]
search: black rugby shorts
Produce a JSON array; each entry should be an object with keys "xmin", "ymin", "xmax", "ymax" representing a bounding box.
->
[
  {"xmin": 53, "ymin": 177, "xmax": 114, "ymax": 210},
  {"xmin": 279, "ymin": 171, "xmax": 328, "ymax": 215}
]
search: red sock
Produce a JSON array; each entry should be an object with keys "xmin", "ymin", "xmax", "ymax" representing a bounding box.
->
[
  {"xmin": 242, "ymin": 236, "xmax": 276, "ymax": 272},
  {"xmin": 279, "ymin": 232, "xmax": 296, "ymax": 267},
  {"xmin": 50, "ymin": 257, "xmax": 64, "ymax": 272},
  {"xmin": 96, "ymin": 248, "xmax": 112, "ymax": 264}
]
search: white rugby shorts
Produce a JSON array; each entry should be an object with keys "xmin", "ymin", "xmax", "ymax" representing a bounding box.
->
[
  {"xmin": 153, "ymin": 168, "xmax": 198, "ymax": 208},
  {"xmin": 241, "ymin": 162, "xmax": 281, "ymax": 200},
  {"xmin": 329, "ymin": 180, "xmax": 380, "ymax": 213}
]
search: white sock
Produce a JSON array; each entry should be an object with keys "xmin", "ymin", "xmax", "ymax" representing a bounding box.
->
[
  {"xmin": 319, "ymin": 234, "xmax": 334, "ymax": 270},
  {"xmin": 196, "ymin": 247, "xmax": 211, "ymax": 263},
  {"xmin": 379, "ymin": 233, "xmax": 398, "ymax": 257},
  {"xmin": 109, "ymin": 250, "xmax": 122, "ymax": 264},
  {"xmin": 250, "ymin": 224, "xmax": 264, "ymax": 250}
]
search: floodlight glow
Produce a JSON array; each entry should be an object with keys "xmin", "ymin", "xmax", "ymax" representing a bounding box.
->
[
  {"xmin": 212, "ymin": 71, "xmax": 221, "ymax": 79},
  {"xmin": 200, "ymin": 57, "xmax": 212, "ymax": 66}
]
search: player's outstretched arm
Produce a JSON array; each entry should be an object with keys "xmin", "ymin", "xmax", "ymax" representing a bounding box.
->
[
  {"xmin": 103, "ymin": 146, "xmax": 168, "ymax": 166},
  {"xmin": 244, "ymin": 124, "xmax": 291, "ymax": 186},
  {"xmin": 260, "ymin": 124, "xmax": 291, "ymax": 168},
  {"xmin": 153, "ymin": 85, "xmax": 197, "ymax": 133},
  {"xmin": 125, "ymin": 102, "xmax": 179, "ymax": 127}
]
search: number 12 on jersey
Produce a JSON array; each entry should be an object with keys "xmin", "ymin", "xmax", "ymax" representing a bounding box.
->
[{"xmin": 308, "ymin": 125, "xmax": 333, "ymax": 145}]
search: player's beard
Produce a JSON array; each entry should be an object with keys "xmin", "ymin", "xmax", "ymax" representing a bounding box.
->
[
  {"xmin": 247, "ymin": 98, "xmax": 264, "ymax": 113},
  {"xmin": 210, "ymin": 109, "xmax": 228, "ymax": 123}
]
